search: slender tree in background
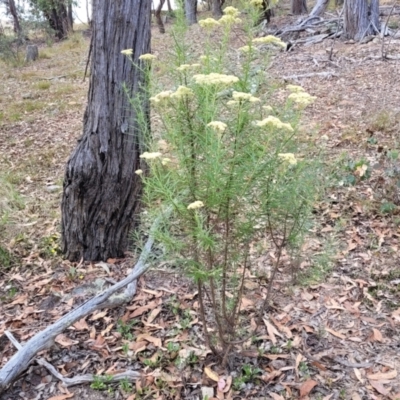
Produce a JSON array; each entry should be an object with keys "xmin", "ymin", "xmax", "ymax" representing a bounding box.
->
[
  {"xmin": 7, "ymin": 0, "xmax": 22, "ymax": 34},
  {"xmin": 155, "ymin": 0, "xmax": 166, "ymax": 33},
  {"xmin": 344, "ymin": 0, "xmax": 380, "ymax": 40},
  {"xmin": 211, "ymin": 0, "xmax": 223, "ymax": 18},
  {"xmin": 29, "ymin": 0, "xmax": 73, "ymax": 39},
  {"xmin": 185, "ymin": 0, "xmax": 197, "ymax": 24},
  {"xmin": 61, "ymin": 0, "xmax": 151, "ymax": 261},
  {"xmin": 291, "ymin": 0, "xmax": 307, "ymax": 14}
]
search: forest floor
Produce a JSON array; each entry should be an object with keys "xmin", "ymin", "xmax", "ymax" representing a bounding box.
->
[{"xmin": 1, "ymin": 8, "xmax": 400, "ymax": 400}]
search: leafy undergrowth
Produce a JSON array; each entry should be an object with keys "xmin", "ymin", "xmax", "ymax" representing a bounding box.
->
[{"xmin": 1, "ymin": 11, "xmax": 400, "ymax": 400}]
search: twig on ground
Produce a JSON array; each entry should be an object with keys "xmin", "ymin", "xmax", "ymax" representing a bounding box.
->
[
  {"xmin": 282, "ymin": 71, "xmax": 338, "ymax": 80},
  {"xmin": 0, "ymin": 210, "xmax": 168, "ymax": 392},
  {"xmin": 4, "ymin": 331, "xmax": 141, "ymax": 387}
]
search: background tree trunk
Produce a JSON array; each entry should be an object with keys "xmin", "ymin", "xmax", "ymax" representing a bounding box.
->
[
  {"xmin": 211, "ymin": 0, "xmax": 222, "ymax": 18},
  {"xmin": 309, "ymin": 0, "xmax": 329, "ymax": 17},
  {"xmin": 67, "ymin": 2, "xmax": 73, "ymax": 31},
  {"xmin": 259, "ymin": 0, "xmax": 273, "ymax": 23},
  {"xmin": 291, "ymin": 0, "xmax": 308, "ymax": 15},
  {"xmin": 29, "ymin": 0, "xmax": 72, "ymax": 39},
  {"xmin": 8, "ymin": 0, "xmax": 22, "ymax": 35},
  {"xmin": 155, "ymin": 0, "xmax": 166, "ymax": 33},
  {"xmin": 185, "ymin": 0, "xmax": 197, "ymax": 25},
  {"xmin": 344, "ymin": 0, "xmax": 380, "ymax": 40},
  {"xmin": 61, "ymin": 0, "xmax": 151, "ymax": 261}
]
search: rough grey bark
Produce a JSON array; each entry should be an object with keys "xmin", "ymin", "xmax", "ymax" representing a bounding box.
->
[
  {"xmin": 61, "ymin": 0, "xmax": 151, "ymax": 261},
  {"xmin": 211, "ymin": 0, "xmax": 223, "ymax": 18},
  {"xmin": 185, "ymin": 0, "xmax": 197, "ymax": 25},
  {"xmin": 7, "ymin": 0, "xmax": 22, "ymax": 35},
  {"xmin": 308, "ymin": 0, "xmax": 329, "ymax": 17},
  {"xmin": 291, "ymin": 0, "xmax": 308, "ymax": 15},
  {"xmin": 25, "ymin": 44, "xmax": 38, "ymax": 61},
  {"xmin": 344, "ymin": 0, "xmax": 380, "ymax": 40},
  {"xmin": 155, "ymin": 0, "xmax": 166, "ymax": 33}
]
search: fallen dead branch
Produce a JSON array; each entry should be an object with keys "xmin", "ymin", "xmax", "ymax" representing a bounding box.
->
[
  {"xmin": 4, "ymin": 331, "xmax": 141, "ymax": 387},
  {"xmin": 0, "ymin": 211, "xmax": 167, "ymax": 392},
  {"xmin": 271, "ymin": 3, "xmax": 400, "ymax": 46},
  {"xmin": 282, "ymin": 71, "xmax": 339, "ymax": 80}
]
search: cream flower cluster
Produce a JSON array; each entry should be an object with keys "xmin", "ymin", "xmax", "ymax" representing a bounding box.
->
[
  {"xmin": 219, "ymin": 14, "xmax": 242, "ymax": 26},
  {"xmin": 193, "ymin": 73, "xmax": 239, "ymax": 86},
  {"xmin": 187, "ymin": 201, "xmax": 204, "ymax": 210},
  {"xmin": 255, "ymin": 116, "xmax": 293, "ymax": 132},
  {"xmin": 170, "ymin": 85, "xmax": 194, "ymax": 99},
  {"xmin": 286, "ymin": 84, "xmax": 305, "ymax": 93},
  {"xmin": 140, "ymin": 152, "xmax": 162, "ymax": 160},
  {"xmin": 139, "ymin": 53, "xmax": 157, "ymax": 61},
  {"xmin": 199, "ymin": 17, "xmax": 220, "ymax": 29},
  {"xmin": 150, "ymin": 85, "xmax": 194, "ymax": 104},
  {"xmin": 176, "ymin": 63, "xmax": 201, "ymax": 72},
  {"xmin": 250, "ymin": 0, "xmax": 264, "ymax": 7},
  {"xmin": 207, "ymin": 121, "xmax": 227, "ymax": 132},
  {"xmin": 224, "ymin": 6, "xmax": 240, "ymax": 17},
  {"xmin": 252, "ymin": 35, "xmax": 286, "ymax": 48},
  {"xmin": 135, "ymin": 169, "xmax": 143, "ymax": 175},
  {"xmin": 219, "ymin": 6, "xmax": 241, "ymax": 26},
  {"xmin": 121, "ymin": 49, "xmax": 133, "ymax": 56},
  {"xmin": 238, "ymin": 45, "xmax": 252, "ymax": 53},
  {"xmin": 278, "ymin": 153, "xmax": 297, "ymax": 165},
  {"xmin": 288, "ymin": 92, "xmax": 316, "ymax": 107},
  {"xmin": 150, "ymin": 90, "xmax": 173, "ymax": 104},
  {"xmin": 232, "ymin": 91, "xmax": 260, "ymax": 103}
]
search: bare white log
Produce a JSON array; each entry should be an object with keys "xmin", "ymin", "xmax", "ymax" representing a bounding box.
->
[
  {"xmin": 282, "ymin": 71, "xmax": 339, "ymax": 80},
  {"xmin": 0, "ymin": 211, "xmax": 167, "ymax": 392},
  {"xmin": 4, "ymin": 331, "xmax": 140, "ymax": 387}
]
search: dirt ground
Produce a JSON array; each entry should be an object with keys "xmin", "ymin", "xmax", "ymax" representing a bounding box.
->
[{"xmin": 1, "ymin": 9, "xmax": 400, "ymax": 400}]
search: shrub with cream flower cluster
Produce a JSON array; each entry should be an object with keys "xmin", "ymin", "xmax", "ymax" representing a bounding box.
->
[{"xmin": 129, "ymin": 2, "xmax": 322, "ymax": 363}]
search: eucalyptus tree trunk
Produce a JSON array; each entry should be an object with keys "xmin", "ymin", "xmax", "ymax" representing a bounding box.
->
[
  {"xmin": 185, "ymin": 0, "xmax": 197, "ymax": 25},
  {"xmin": 61, "ymin": 0, "xmax": 151, "ymax": 261},
  {"xmin": 155, "ymin": 0, "xmax": 166, "ymax": 33},
  {"xmin": 291, "ymin": 0, "xmax": 307, "ymax": 15},
  {"xmin": 8, "ymin": 0, "xmax": 22, "ymax": 35},
  {"xmin": 344, "ymin": 0, "xmax": 380, "ymax": 40},
  {"xmin": 212, "ymin": 0, "xmax": 223, "ymax": 18}
]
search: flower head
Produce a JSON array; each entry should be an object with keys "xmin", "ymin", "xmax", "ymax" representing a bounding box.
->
[
  {"xmin": 238, "ymin": 45, "xmax": 252, "ymax": 53},
  {"xmin": 121, "ymin": 49, "xmax": 133, "ymax": 56},
  {"xmin": 139, "ymin": 53, "xmax": 156, "ymax": 60},
  {"xmin": 286, "ymin": 84, "xmax": 305, "ymax": 93},
  {"xmin": 170, "ymin": 85, "xmax": 194, "ymax": 99},
  {"xmin": 187, "ymin": 200, "xmax": 204, "ymax": 210},
  {"xmin": 161, "ymin": 158, "xmax": 171, "ymax": 165},
  {"xmin": 223, "ymin": 6, "xmax": 240, "ymax": 17},
  {"xmin": 254, "ymin": 116, "xmax": 293, "ymax": 132},
  {"xmin": 207, "ymin": 121, "xmax": 227, "ymax": 132},
  {"xmin": 232, "ymin": 91, "xmax": 260, "ymax": 103},
  {"xmin": 140, "ymin": 152, "xmax": 162, "ymax": 160},
  {"xmin": 219, "ymin": 15, "xmax": 242, "ymax": 26},
  {"xmin": 199, "ymin": 17, "xmax": 220, "ymax": 29},
  {"xmin": 193, "ymin": 73, "xmax": 239, "ymax": 86},
  {"xmin": 252, "ymin": 35, "xmax": 286, "ymax": 48},
  {"xmin": 288, "ymin": 92, "xmax": 316, "ymax": 107},
  {"xmin": 135, "ymin": 169, "xmax": 143, "ymax": 175},
  {"xmin": 150, "ymin": 90, "xmax": 173, "ymax": 105},
  {"xmin": 176, "ymin": 63, "xmax": 201, "ymax": 72},
  {"xmin": 250, "ymin": 0, "xmax": 264, "ymax": 7},
  {"xmin": 278, "ymin": 153, "xmax": 297, "ymax": 165}
]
